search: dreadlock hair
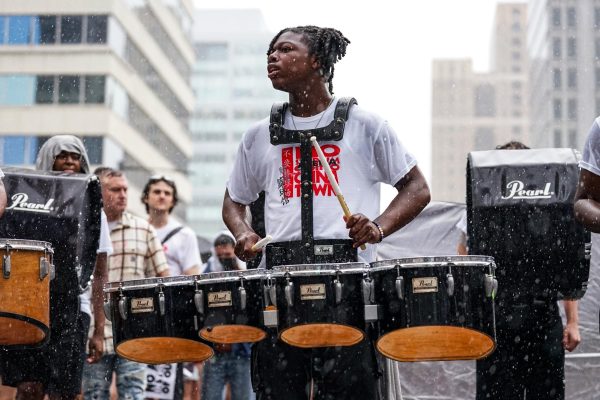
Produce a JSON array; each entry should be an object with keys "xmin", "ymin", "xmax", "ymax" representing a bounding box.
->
[{"xmin": 268, "ymin": 26, "xmax": 350, "ymax": 94}]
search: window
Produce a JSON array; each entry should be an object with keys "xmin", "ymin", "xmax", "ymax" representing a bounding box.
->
[
  {"xmin": 0, "ymin": 17, "xmax": 5, "ymax": 44},
  {"xmin": 35, "ymin": 75, "xmax": 55, "ymax": 103},
  {"xmin": 82, "ymin": 137, "xmax": 103, "ymax": 164},
  {"xmin": 1, "ymin": 136, "xmax": 38, "ymax": 165},
  {"xmin": 552, "ymin": 8, "xmax": 561, "ymax": 27},
  {"xmin": 553, "ymin": 99, "xmax": 562, "ymax": 120},
  {"xmin": 567, "ymin": 7, "xmax": 576, "ymax": 27},
  {"xmin": 58, "ymin": 75, "xmax": 80, "ymax": 103},
  {"xmin": 567, "ymin": 38, "xmax": 577, "ymax": 58},
  {"xmin": 553, "ymin": 69, "xmax": 562, "ymax": 89},
  {"xmin": 37, "ymin": 16, "xmax": 56, "ymax": 44},
  {"xmin": 474, "ymin": 128, "xmax": 495, "ymax": 151},
  {"xmin": 554, "ymin": 130, "xmax": 562, "ymax": 147},
  {"xmin": 0, "ymin": 76, "xmax": 36, "ymax": 105},
  {"xmin": 60, "ymin": 15, "xmax": 82, "ymax": 43},
  {"xmin": 553, "ymin": 38, "xmax": 561, "ymax": 58},
  {"xmin": 568, "ymin": 130, "xmax": 577, "ymax": 148},
  {"xmin": 568, "ymin": 99, "xmax": 577, "ymax": 120},
  {"xmin": 86, "ymin": 15, "xmax": 107, "ymax": 44},
  {"xmin": 195, "ymin": 43, "xmax": 228, "ymax": 61},
  {"xmin": 567, "ymin": 69, "xmax": 577, "ymax": 89},
  {"xmin": 84, "ymin": 75, "xmax": 105, "ymax": 103},
  {"xmin": 8, "ymin": 16, "xmax": 31, "ymax": 44},
  {"xmin": 474, "ymin": 84, "xmax": 496, "ymax": 117}
]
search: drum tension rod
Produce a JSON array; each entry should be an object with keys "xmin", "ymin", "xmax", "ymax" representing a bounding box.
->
[{"xmin": 2, "ymin": 244, "xmax": 12, "ymax": 279}]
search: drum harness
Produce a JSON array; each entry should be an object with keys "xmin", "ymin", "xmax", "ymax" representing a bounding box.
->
[{"xmin": 266, "ymin": 97, "xmax": 359, "ymax": 268}]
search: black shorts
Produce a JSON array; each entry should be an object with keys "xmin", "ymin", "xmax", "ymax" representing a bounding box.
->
[{"xmin": 0, "ymin": 292, "xmax": 90, "ymax": 396}]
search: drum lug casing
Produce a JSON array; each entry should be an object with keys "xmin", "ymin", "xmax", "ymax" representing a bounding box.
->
[
  {"xmin": 446, "ymin": 274, "xmax": 455, "ymax": 297},
  {"xmin": 158, "ymin": 292, "xmax": 165, "ymax": 316},
  {"xmin": 484, "ymin": 274, "xmax": 498, "ymax": 298},
  {"xmin": 239, "ymin": 286, "xmax": 247, "ymax": 310},
  {"xmin": 362, "ymin": 278, "xmax": 374, "ymax": 304},
  {"xmin": 395, "ymin": 276, "xmax": 404, "ymax": 300},
  {"xmin": 269, "ymin": 285, "xmax": 277, "ymax": 306},
  {"xmin": 334, "ymin": 280, "xmax": 343, "ymax": 305},
  {"xmin": 39, "ymin": 257, "xmax": 50, "ymax": 280},
  {"xmin": 285, "ymin": 281, "xmax": 294, "ymax": 307},
  {"xmin": 118, "ymin": 296, "xmax": 128, "ymax": 320},
  {"xmin": 194, "ymin": 290, "xmax": 204, "ymax": 314},
  {"xmin": 103, "ymin": 299, "xmax": 112, "ymax": 321},
  {"xmin": 3, "ymin": 254, "xmax": 11, "ymax": 279}
]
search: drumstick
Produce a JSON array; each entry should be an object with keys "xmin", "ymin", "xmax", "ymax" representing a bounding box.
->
[
  {"xmin": 310, "ymin": 136, "xmax": 367, "ymax": 251},
  {"xmin": 251, "ymin": 235, "xmax": 273, "ymax": 251}
]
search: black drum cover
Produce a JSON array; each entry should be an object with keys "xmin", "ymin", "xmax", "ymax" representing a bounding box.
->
[
  {"xmin": 466, "ymin": 149, "xmax": 590, "ymax": 300},
  {"xmin": 0, "ymin": 167, "xmax": 101, "ymax": 295}
]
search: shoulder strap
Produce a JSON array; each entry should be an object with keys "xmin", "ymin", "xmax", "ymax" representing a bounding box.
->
[{"xmin": 161, "ymin": 226, "xmax": 184, "ymax": 245}]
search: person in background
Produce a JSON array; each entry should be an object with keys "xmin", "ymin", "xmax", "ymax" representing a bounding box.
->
[
  {"xmin": 458, "ymin": 141, "xmax": 580, "ymax": 400},
  {"xmin": 142, "ymin": 174, "xmax": 202, "ymax": 400},
  {"xmin": 201, "ymin": 233, "xmax": 252, "ymax": 400},
  {"xmin": 82, "ymin": 169, "xmax": 169, "ymax": 400}
]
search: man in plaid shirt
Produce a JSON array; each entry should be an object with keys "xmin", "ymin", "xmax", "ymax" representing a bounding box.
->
[{"xmin": 82, "ymin": 169, "xmax": 169, "ymax": 400}]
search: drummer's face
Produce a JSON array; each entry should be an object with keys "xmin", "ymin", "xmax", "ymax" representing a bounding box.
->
[{"xmin": 52, "ymin": 151, "xmax": 81, "ymax": 173}]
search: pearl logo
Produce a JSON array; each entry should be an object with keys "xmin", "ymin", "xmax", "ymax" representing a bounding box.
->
[
  {"xmin": 6, "ymin": 193, "xmax": 55, "ymax": 213},
  {"xmin": 502, "ymin": 180, "xmax": 554, "ymax": 200}
]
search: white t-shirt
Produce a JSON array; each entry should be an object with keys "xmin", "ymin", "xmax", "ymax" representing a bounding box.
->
[
  {"xmin": 0, "ymin": 168, "xmax": 4, "ymax": 178},
  {"xmin": 154, "ymin": 219, "xmax": 201, "ymax": 276},
  {"xmin": 81, "ymin": 210, "xmax": 114, "ymax": 316},
  {"xmin": 227, "ymin": 98, "xmax": 417, "ymax": 265},
  {"xmin": 580, "ymin": 116, "xmax": 600, "ymax": 176}
]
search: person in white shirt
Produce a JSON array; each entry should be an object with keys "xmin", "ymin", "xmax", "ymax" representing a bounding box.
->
[{"xmin": 222, "ymin": 25, "xmax": 430, "ymax": 400}]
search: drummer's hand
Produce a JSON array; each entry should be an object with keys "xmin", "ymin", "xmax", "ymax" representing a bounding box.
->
[
  {"xmin": 562, "ymin": 322, "xmax": 581, "ymax": 352},
  {"xmin": 234, "ymin": 231, "xmax": 262, "ymax": 261},
  {"xmin": 87, "ymin": 332, "xmax": 104, "ymax": 363},
  {"xmin": 345, "ymin": 213, "xmax": 381, "ymax": 248}
]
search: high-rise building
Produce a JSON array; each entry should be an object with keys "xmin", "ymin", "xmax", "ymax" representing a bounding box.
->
[
  {"xmin": 189, "ymin": 9, "xmax": 285, "ymax": 237},
  {"xmin": 431, "ymin": 3, "xmax": 529, "ymax": 202},
  {"xmin": 528, "ymin": 0, "xmax": 597, "ymax": 150},
  {"xmin": 0, "ymin": 0, "xmax": 195, "ymax": 218}
]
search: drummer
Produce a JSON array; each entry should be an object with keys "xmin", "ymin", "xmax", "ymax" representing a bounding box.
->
[
  {"xmin": 222, "ymin": 25, "xmax": 430, "ymax": 399},
  {"xmin": 0, "ymin": 168, "xmax": 5, "ymax": 218}
]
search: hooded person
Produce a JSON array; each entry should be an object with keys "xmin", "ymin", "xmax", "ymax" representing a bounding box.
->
[
  {"xmin": 0, "ymin": 134, "xmax": 109, "ymax": 400},
  {"xmin": 202, "ymin": 231, "xmax": 245, "ymax": 273}
]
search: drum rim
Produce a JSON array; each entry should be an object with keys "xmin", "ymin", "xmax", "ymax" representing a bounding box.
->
[
  {"xmin": 271, "ymin": 262, "xmax": 368, "ymax": 276},
  {"xmin": 104, "ymin": 269, "xmax": 265, "ymax": 291},
  {"xmin": 370, "ymin": 255, "xmax": 495, "ymax": 272},
  {"xmin": 0, "ymin": 238, "xmax": 53, "ymax": 253}
]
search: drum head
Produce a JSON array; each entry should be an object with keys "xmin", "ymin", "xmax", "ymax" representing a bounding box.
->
[
  {"xmin": 377, "ymin": 326, "xmax": 495, "ymax": 362},
  {"xmin": 281, "ymin": 323, "xmax": 364, "ymax": 348},
  {"xmin": 116, "ymin": 338, "xmax": 214, "ymax": 364},
  {"xmin": 200, "ymin": 325, "xmax": 266, "ymax": 344},
  {"xmin": 0, "ymin": 316, "xmax": 47, "ymax": 346}
]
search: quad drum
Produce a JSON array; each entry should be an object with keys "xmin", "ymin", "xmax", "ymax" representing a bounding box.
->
[
  {"xmin": 369, "ymin": 256, "xmax": 497, "ymax": 362},
  {"xmin": 105, "ymin": 256, "xmax": 497, "ymax": 363},
  {"xmin": 0, "ymin": 239, "xmax": 54, "ymax": 347}
]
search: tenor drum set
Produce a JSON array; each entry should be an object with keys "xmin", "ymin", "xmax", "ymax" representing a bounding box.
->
[{"xmin": 102, "ymin": 255, "xmax": 498, "ymax": 364}]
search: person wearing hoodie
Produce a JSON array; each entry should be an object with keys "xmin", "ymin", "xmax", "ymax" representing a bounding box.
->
[{"xmin": 0, "ymin": 135, "xmax": 109, "ymax": 400}]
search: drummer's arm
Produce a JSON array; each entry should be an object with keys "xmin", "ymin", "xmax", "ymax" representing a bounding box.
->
[
  {"xmin": 88, "ymin": 252, "xmax": 108, "ymax": 362},
  {"xmin": 562, "ymin": 300, "xmax": 580, "ymax": 352},
  {"xmin": 223, "ymin": 189, "xmax": 261, "ymax": 261},
  {"xmin": 574, "ymin": 169, "xmax": 600, "ymax": 232},
  {"xmin": 0, "ymin": 179, "xmax": 6, "ymax": 218}
]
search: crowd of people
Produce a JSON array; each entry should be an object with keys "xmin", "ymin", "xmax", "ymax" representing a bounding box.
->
[{"xmin": 0, "ymin": 23, "xmax": 597, "ymax": 400}]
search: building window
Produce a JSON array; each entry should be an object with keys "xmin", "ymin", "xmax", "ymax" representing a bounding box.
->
[
  {"xmin": 195, "ymin": 43, "xmax": 228, "ymax": 61},
  {"xmin": 60, "ymin": 15, "xmax": 82, "ymax": 44},
  {"xmin": 567, "ymin": 38, "xmax": 577, "ymax": 58},
  {"xmin": 35, "ymin": 75, "xmax": 55, "ymax": 103},
  {"xmin": 474, "ymin": 84, "xmax": 496, "ymax": 117},
  {"xmin": 567, "ymin": 7, "xmax": 576, "ymax": 27},
  {"xmin": 0, "ymin": 76, "xmax": 36, "ymax": 105},
  {"xmin": 567, "ymin": 69, "xmax": 577, "ymax": 89},
  {"xmin": 553, "ymin": 38, "xmax": 561, "ymax": 58},
  {"xmin": 86, "ymin": 15, "xmax": 107, "ymax": 44},
  {"xmin": 553, "ymin": 69, "xmax": 562, "ymax": 89},
  {"xmin": 38, "ymin": 16, "xmax": 56, "ymax": 44},
  {"xmin": 552, "ymin": 8, "xmax": 561, "ymax": 27},
  {"xmin": 568, "ymin": 130, "xmax": 577, "ymax": 148},
  {"xmin": 475, "ymin": 128, "xmax": 495, "ymax": 151},
  {"xmin": 568, "ymin": 98, "xmax": 577, "ymax": 120},
  {"xmin": 554, "ymin": 129, "xmax": 562, "ymax": 147},
  {"xmin": 553, "ymin": 99, "xmax": 562, "ymax": 120},
  {"xmin": 7, "ymin": 16, "xmax": 32, "ymax": 44},
  {"xmin": 1, "ymin": 136, "xmax": 38, "ymax": 165},
  {"xmin": 84, "ymin": 75, "xmax": 105, "ymax": 103},
  {"xmin": 58, "ymin": 75, "xmax": 80, "ymax": 103},
  {"xmin": 82, "ymin": 137, "xmax": 103, "ymax": 164}
]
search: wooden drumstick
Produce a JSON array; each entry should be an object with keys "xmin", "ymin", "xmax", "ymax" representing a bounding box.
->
[
  {"xmin": 251, "ymin": 235, "xmax": 273, "ymax": 251},
  {"xmin": 310, "ymin": 136, "xmax": 367, "ymax": 251}
]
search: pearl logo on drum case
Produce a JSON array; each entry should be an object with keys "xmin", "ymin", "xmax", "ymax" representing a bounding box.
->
[
  {"xmin": 501, "ymin": 180, "xmax": 553, "ymax": 200},
  {"xmin": 131, "ymin": 298, "xmax": 154, "ymax": 313},
  {"xmin": 208, "ymin": 291, "xmax": 232, "ymax": 307},
  {"xmin": 300, "ymin": 284, "xmax": 326, "ymax": 300},
  {"xmin": 412, "ymin": 277, "xmax": 438, "ymax": 293},
  {"xmin": 6, "ymin": 193, "xmax": 55, "ymax": 213}
]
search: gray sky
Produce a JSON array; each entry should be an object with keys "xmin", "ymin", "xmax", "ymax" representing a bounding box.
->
[{"xmin": 194, "ymin": 0, "xmax": 521, "ymax": 205}]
